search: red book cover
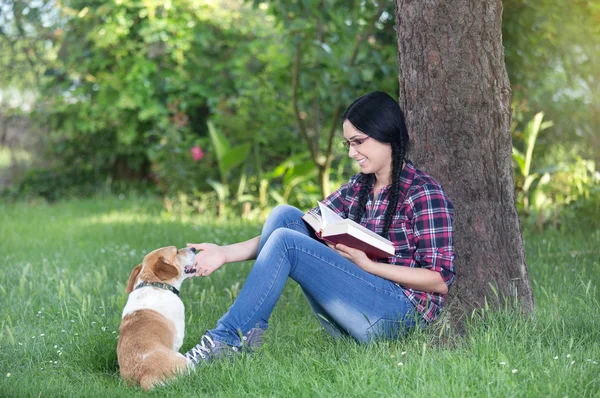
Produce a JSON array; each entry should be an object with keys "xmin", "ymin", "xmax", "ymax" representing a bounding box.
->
[{"xmin": 318, "ymin": 231, "xmax": 394, "ymax": 259}]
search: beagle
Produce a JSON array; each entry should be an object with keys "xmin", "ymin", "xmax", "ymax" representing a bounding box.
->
[{"xmin": 117, "ymin": 246, "xmax": 197, "ymax": 390}]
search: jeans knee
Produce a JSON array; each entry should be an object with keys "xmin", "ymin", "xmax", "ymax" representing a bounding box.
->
[
  {"xmin": 268, "ymin": 204, "xmax": 303, "ymax": 222},
  {"xmin": 261, "ymin": 228, "xmax": 307, "ymax": 265},
  {"xmin": 266, "ymin": 227, "xmax": 295, "ymax": 248}
]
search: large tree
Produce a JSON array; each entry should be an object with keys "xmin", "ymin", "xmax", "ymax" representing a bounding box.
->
[{"xmin": 394, "ymin": 0, "xmax": 534, "ymax": 325}]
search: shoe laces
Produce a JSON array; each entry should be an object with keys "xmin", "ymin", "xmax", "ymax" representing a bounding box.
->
[{"xmin": 186, "ymin": 334, "xmax": 216, "ymax": 360}]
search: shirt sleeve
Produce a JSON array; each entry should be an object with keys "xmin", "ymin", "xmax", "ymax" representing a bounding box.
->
[
  {"xmin": 409, "ymin": 183, "xmax": 456, "ymax": 288},
  {"xmin": 307, "ymin": 179, "xmax": 352, "ymax": 218}
]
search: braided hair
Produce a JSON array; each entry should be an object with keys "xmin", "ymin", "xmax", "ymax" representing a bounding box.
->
[{"xmin": 342, "ymin": 91, "xmax": 410, "ymax": 238}]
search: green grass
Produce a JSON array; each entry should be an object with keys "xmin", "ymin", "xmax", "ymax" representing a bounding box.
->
[{"xmin": 1, "ymin": 196, "xmax": 599, "ymax": 397}]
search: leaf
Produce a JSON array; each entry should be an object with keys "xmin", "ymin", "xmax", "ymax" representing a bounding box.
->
[
  {"xmin": 283, "ymin": 159, "xmax": 317, "ymax": 186},
  {"xmin": 206, "ymin": 178, "xmax": 229, "ymax": 201},
  {"xmin": 117, "ymin": 126, "xmax": 138, "ymax": 146},
  {"xmin": 522, "ymin": 173, "xmax": 539, "ymax": 194},
  {"xmin": 219, "ymin": 143, "xmax": 250, "ymax": 177},
  {"xmin": 512, "ymin": 147, "xmax": 526, "ymax": 177},
  {"xmin": 523, "ymin": 112, "xmax": 550, "ymax": 177},
  {"xmin": 269, "ymin": 190, "xmax": 285, "ymax": 204},
  {"xmin": 207, "ymin": 121, "xmax": 230, "ymax": 161}
]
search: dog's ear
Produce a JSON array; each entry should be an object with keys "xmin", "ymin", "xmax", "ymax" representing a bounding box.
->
[
  {"xmin": 125, "ymin": 264, "xmax": 143, "ymax": 294},
  {"xmin": 154, "ymin": 256, "xmax": 179, "ymax": 281}
]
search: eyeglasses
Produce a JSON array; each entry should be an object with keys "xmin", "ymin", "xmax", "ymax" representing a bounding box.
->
[{"xmin": 342, "ymin": 136, "xmax": 371, "ymax": 150}]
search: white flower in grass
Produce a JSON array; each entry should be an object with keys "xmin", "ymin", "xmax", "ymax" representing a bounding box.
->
[
  {"xmin": 397, "ymin": 362, "xmax": 403, "ymax": 366},
  {"xmin": 512, "ymin": 369, "xmax": 518, "ymax": 374},
  {"xmin": 566, "ymin": 354, "xmax": 571, "ymax": 358},
  {"xmin": 554, "ymin": 356, "xmax": 559, "ymax": 360},
  {"xmin": 6, "ymin": 373, "xmax": 10, "ymax": 377},
  {"xmin": 54, "ymin": 345, "xmax": 58, "ymax": 349},
  {"xmin": 570, "ymin": 361, "xmax": 575, "ymax": 365},
  {"xmin": 401, "ymin": 351, "xmax": 406, "ymax": 356},
  {"xmin": 39, "ymin": 334, "xmax": 44, "ymax": 337},
  {"xmin": 499, "ymin": 362, "xmax": 506, "ymax": 366}
]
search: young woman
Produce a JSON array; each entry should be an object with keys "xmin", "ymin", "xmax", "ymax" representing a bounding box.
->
[{"xmin": 184, "ymin": 91, "xmax": 455, "ymax": 364}]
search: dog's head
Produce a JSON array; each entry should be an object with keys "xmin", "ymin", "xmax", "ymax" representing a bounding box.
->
[{"xmin": 125, "ymin": 246, "xmax": 197, "ymax": 294}]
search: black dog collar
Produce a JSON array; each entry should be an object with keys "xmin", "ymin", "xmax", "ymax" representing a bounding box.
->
[{"xmin": 134, "ymin": 281, "xmax": 180, "ymax": 297}]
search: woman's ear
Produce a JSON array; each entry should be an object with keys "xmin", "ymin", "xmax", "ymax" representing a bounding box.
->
[{"xmin": 125, "ymin": 264, "xmax": 143, "ymax": 294}]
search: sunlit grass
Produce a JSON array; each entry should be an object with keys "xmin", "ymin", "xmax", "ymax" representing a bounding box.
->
[{"xmin": 0, "ymin": 196, "xmax": 598, "ymax": 397}]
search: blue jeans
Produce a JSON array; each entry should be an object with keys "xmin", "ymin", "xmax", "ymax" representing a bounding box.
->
[{"xmin": 208, "ymin": 205, "xmax": 421, "ymax": 346}]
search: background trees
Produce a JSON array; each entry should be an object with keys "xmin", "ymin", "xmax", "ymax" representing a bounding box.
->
[{"xmin": 0, "ymin": 0, "xmax": 598, "ymax": 229}]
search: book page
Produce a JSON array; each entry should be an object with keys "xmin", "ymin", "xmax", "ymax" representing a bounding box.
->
[
  {"xmin": 302, "ymin": 211, "xmax": 322, "ymax": 233},
  {"xmin": 317, "ymin": 202, "xmax": 344, "ymax": 228}
]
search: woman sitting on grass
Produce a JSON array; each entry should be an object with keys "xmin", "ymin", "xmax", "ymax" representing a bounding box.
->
[{"xmin": 185, "ymin": 91, "xmax": 455, "ymax": 364}]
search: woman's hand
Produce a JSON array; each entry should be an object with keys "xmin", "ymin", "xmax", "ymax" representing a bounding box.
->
[
  {"xmin": 330, "ymin": 242, "xmax": 449, "ymax": 294},
  {"xmin": 186, "ymin": 243, "xmax": 227, "ymax": 277},
  {"xmin": 327, "ymin": 243, "xmax": 375, "ymax": 272}
]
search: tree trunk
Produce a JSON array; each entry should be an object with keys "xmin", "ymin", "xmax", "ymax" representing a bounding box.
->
[{"xmin": 394, "ymin": 0, "xmax": 534, "ymax": 326}]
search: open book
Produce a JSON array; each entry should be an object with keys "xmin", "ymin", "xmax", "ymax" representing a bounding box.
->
[{"xmin": 302, "ymin": 202, "xmax": 395, "ymax": 259}]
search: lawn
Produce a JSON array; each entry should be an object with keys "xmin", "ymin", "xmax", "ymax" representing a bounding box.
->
[{"xmin": 1, "ymin": 196, "xmax": 599, "ymax": 397}]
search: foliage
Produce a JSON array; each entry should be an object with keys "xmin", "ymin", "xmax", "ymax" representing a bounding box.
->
[
  {"xmin": 503, "ymin": 0, "xmax": 600, "ymax": 163},
  {"xmin": 259, "ymin": 0, "xmax": 398, "ymax": 196},
  {"xmin": 2, "ymin": 0, "xmax": 397, "ymax": 206},
  {"xmin": 512, "ymin": 111, "xmax": 600, "ymax": 231},
  {"xmin": 2, "ymin": 0, "xmax": 599, "ymax": 228},
  {"xmin": 548, "ymin": 158, "xmax": 600, "ymax": 232},
  {"xmin": 512, "ymin": 111, "xmax": 554, "ymax": 216},
  {"xmin": 0, "ymin": 0, "xmax": 305, "ymax": 196},
  {"xmin": 1, "ymin": 197, "xmax": 599, "ymax": 397},
  {"xmin": 0, "ymin": 1, "xmax": 56, "ymax": 110}
]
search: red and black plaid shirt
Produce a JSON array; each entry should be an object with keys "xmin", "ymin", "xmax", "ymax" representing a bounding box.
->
[{"xmin": 308, "ymin": 160, "xmax": 455, "ymax": 323}]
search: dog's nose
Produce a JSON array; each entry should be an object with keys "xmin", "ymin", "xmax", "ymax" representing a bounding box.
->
[{"xmin": 189, "ymin": 247, "xmax": 197, "ymax": 253}]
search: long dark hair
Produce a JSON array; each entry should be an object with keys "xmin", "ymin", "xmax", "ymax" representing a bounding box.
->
[{"xmin": 342, "ymin": 91, "xmax": 410, "ymax": 238}]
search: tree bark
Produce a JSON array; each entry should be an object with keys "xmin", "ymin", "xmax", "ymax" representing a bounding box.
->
[{"xmin": 394, "ymin": 0, "xmax": 534, "ymax": 327}]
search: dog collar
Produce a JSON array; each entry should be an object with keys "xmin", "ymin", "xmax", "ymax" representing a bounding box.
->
[{"xmin": 134, "ymin": 281, "xmax": 180, "ymax": 297}]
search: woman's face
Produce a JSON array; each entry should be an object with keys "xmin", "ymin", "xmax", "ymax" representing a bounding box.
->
[{"xmin": 343, "ymin": 120, "xmax": 393, "ymax": 185}]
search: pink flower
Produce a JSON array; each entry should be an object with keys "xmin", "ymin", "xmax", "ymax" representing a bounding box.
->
[{"xmin": 191, "ymin": 145, "xmax": 204, "ymax": 161}]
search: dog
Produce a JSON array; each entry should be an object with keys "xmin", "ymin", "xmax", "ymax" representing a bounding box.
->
[{"xmin": 117, "ymin": 246, "xmax": 197, "ymax": 390}]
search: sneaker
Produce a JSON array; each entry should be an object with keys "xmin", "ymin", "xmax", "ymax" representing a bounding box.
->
[
  {"xmin": 184, "ymin": 332, "xmax": 240, "ymax": 365},
  {"xmin": 241, "ymin": 327, "xmax": 265, "ymax": 351}
]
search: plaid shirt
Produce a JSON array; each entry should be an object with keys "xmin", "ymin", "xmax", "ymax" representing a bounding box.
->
[{"xmin": 308, "ymin": 160, "xmax": 455, "ymax": 323}]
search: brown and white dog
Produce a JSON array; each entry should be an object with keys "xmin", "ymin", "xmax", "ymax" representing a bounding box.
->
[{"xmin": 117, "ymin": 246, "xmax": 197, "ymax": 390}]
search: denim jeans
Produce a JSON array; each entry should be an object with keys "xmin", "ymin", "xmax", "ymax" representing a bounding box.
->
[{"xmin": 208, "ymin": 204, "xmax": 421, "ymax": 346}]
